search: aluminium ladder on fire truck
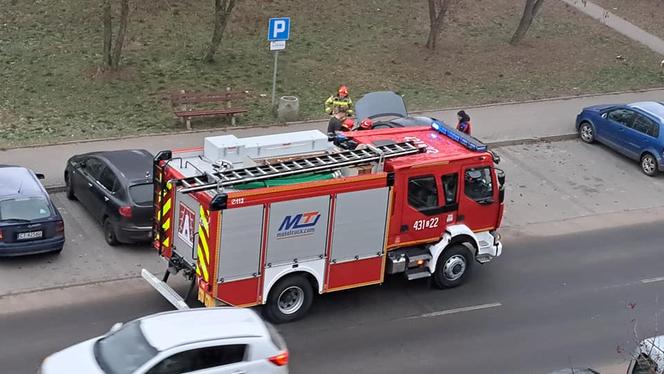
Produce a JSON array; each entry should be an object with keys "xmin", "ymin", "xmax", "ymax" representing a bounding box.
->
[{"xmin": 174, "ymin": 141, "xmax": 425, "ymax": 194}]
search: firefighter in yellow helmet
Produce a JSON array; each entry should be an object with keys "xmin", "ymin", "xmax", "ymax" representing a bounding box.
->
[{"xmin": 325, "ymin": 85, "xmax": 354, "ymax": 116}]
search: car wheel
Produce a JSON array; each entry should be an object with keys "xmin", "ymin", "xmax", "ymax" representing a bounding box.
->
[
  {"xmin": 65, "ymin": 174, "xmax": 76, "ymax": 200},
  {"xmin": 641, "ymin": 153, "xmax": 658, "ymax": 177},
  {"xmin": 432, "ymin": 244, "xmax": 473, "ymax": 289},
  {"xmin": 264, "ymin": 275, "xmax": 313, "ymax": 324},
  {"xmin": 103, "ymin": 218, "xmax": 119, "ymax": 246},
  {"xmin": 579, "ymin": 122, "xmax": 595, "ymax": 143}
]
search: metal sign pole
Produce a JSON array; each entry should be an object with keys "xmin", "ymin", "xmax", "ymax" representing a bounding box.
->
[{"xmin": 271, "ymin": 50, "xmax": 279, "ymax": 106}]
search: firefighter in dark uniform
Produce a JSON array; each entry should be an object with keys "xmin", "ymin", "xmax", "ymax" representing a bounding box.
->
[{"xmin": 327, "ymin": 107, "xmax": 348, "ymax": 139}]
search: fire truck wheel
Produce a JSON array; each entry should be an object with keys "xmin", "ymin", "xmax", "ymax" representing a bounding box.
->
[
  {"xmin": 579, "ymin": 122, "xmax": 595, "ymax": 143},
  {"xmin": 103, "ymin": 218, "xmax": 119, "ymax": 246},
  {"xmin": 433, "ymin": 244, "xmax": 472, "ymax": 289},
  {"xmin": 264, "ymin": 275, "xmax": 313, "ymax": 324}
]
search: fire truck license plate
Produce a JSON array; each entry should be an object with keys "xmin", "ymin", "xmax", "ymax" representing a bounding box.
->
[{"xmin": 17, "ymin": 231, "xmax": 43, "ymax": 240}]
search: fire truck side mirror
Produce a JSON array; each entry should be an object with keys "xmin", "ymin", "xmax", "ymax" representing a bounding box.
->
[
  {"xmin": 496, "ymin": 168, "xmax": 506, "ymax": 187},
  {"xmin": 489, "ymin": 150, "xmax": 501, "ymax": 164},
  {"xmin": 209, "ymin": 193, "xmax": 228, "ymax": 211}
]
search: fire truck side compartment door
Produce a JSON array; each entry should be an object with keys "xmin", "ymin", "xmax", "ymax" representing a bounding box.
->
[
  {"xmin": 325, "ymin": 187, "xmax": 390, "ymax": 290},
  {"xmin": 172, "ymin": 191, "xmax": 200, "ymax": 268},
  {"xmin": 218, "ymin": 205, "xmax": 264, "ymax": 282},
  {"xmin": 266, "ymin": 196, "xmax": 330, "ymax": 266},
  {"xmin": 330, "ymin": 187, "xmax": 390, "ymax": 262}
]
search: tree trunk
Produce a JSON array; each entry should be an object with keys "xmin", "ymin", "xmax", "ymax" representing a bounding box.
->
[
  {"xmin": 204, "ymin": 0, "xmax": 237, "ymax": 63},
  {"xmin": 102, "ymin": 0, "xmax": 112, "ymax": 68},
  {"xmin": 510, "ymin": 0, "xmax": 545, "ymax": 45},
  {"xmin": 425, "ymin": 0, "xmax": 451, "ymax": 50},
  {"xmin": 110, "ymin": 0, "xmax": 129, "ymax": 70},
  {"xmin": 426, "ymin": 19, "xmax": 442, "ymax": 49}
]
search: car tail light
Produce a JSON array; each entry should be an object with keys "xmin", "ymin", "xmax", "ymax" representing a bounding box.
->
[
  {"xmin": 268, "ymin": 351, "xmax": 289, "ymax": 366},
  {"xmin": 56, "ymin": 220, "xmax": 65, "ymax": 234},
  {"xmin": 0, "ymin": 229, "xmax": 3, "ymax": 242},
  {"xmin": 119, "ymin": 206, "xmax": 132, "ymax": 218}
]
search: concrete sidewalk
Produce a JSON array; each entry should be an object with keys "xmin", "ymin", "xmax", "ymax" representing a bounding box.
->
[{"xmin": 2, "ymin": 88, "xmax": 664, "ymax": 189}]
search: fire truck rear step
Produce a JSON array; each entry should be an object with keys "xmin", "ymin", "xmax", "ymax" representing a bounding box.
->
[{"xmin": 141, "ymin": 268, "xmax": 190, "ymax": 311}]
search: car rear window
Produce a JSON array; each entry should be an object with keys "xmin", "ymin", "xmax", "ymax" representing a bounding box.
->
[
  {"xmin": 128, "ymin": 183, "xmax": 153, "ymax": 206},
  {"xmin": 0, "ymin": 197, "xmax": 51, "ymax": 221}
]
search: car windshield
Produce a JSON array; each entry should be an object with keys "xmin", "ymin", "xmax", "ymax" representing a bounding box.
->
[
  {"xmin": 93, "ymin": 321, "xmax": 158, "ymax": 374},
  {"xmin": 128, "ymin": 183, "xmax": 153, "ymax": 206},
  {"xmin": 0, "ymin": 197, "xmax": 51, "ymax": 221}
]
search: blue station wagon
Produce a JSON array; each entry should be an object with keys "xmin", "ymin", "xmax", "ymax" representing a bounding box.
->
[
  {"xmin": 0, "ymin": 166, "xmax": 65, "ymax": 256},
  {"xmin": 576, "ymin": 101, "xmax": 664, "ymax": 176}
]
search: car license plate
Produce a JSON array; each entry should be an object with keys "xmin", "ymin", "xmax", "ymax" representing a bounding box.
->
[{"xmin": 17, "ymin": 231, "xmax": 43, "ymax": 240}]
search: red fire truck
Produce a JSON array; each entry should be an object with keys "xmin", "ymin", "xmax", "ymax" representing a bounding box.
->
[{"xmin": 144, "ymin": 95, "xmax": 505, "ymax": 323}]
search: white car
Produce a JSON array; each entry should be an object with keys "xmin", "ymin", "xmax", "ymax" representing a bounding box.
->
[{"xmin": 41, "ymin": 308, "xmax": 289, "ymax": 374}]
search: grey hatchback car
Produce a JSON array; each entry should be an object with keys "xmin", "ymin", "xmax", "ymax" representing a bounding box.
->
[{"xmin": 0, "ymin": 165, "xmax": 65, "ymax": 256}]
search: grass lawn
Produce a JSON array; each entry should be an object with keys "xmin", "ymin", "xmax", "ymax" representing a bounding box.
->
[
  {"xmin": 591, "ymin": 0, "xmax": 664, "ymax": 40},
  {"xmin": 1, "ymin": 0, "xmax": 663, "ymax": 147}
]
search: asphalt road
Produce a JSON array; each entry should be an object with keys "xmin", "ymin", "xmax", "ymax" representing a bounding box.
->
[
  {"xmin": 2, "ymin": 139, "xmax": 663, "ymax": 297},
  {"xmin": 2, "ymin": 218, "xmax": 664, "ymax": 374}
]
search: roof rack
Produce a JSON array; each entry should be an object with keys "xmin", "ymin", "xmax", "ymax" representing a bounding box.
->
[{"xmin": 175, "ymin": 141, "xmax": 425, "ymax": 194}]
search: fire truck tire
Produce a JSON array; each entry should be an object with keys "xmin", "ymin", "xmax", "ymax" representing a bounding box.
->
[
  {"xmin": 264, "ymin": 275, "xmax": 313, "ymax": 324},
  {"xmin": 103, "ymin": 218, "xmax": 119, "ymax": 246},
  {"xmin": 432, "ymin": 244, "xmax": 472, "ymax": 289}
]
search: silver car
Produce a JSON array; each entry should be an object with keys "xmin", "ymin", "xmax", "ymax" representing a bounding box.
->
[{"xmin": 41, "ymin": 308, "xmax": 289, "ymax": 374}]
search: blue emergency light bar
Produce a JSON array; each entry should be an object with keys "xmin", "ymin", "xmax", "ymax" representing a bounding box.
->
[{"xmin": 431, "ymin": 120, "xmax": 487, "ymax": 152}]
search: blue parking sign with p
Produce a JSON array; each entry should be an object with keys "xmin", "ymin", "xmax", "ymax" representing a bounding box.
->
[{"xmin": 268, "ymin": 17, "xmax": 290, "ymax": 41}]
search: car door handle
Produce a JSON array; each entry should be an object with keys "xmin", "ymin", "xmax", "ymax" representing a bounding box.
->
[
  {"xmin": 87, "ymin": 182, "xmax": 93, "ymax": 188},
  {"xmin": 103, "ymin": 196, "xmax": 109, "ymax": 202},
  {"xmin": 231, "ymin": 371, "xmax": 247, "ymax": 374}
]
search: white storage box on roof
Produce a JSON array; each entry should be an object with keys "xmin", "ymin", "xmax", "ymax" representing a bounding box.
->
[{"xmin": 204, "ymin": 130, "xmax": 332, "ymax": 167}]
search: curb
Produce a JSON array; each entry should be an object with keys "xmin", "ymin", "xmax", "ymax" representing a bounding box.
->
[
  {"xmin": 2, "ymin": 86, "xmax": 662, "ymax": 151},
  {"xmin": 43, "ymin": 132, "xmax": 579, "ymax": 193},
  {"xmin": 0, "ymin": 274, "xmax": 142, "ymax": 300}
]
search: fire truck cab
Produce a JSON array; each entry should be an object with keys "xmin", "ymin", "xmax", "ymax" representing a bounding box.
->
[{"xmin": 147, "ymin": 119, "xmax": 504, "ymax": 323}]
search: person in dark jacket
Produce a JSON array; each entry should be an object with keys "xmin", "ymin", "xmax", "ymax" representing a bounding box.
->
[
  {"xmin": 327, "ymin": 107, "xmax": 348, "ymax": 139},
  {"xmin": 456, "ymin": 110, "xmax": 472, "ymax": 135}
]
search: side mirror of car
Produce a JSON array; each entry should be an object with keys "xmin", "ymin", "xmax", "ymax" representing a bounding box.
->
[
  {"xmin": 35, "ymin": 173, "xmax": 45, "ymax": 180},
  {"xmin": 108, "ymin": 322, "xmax": 123, "ymax": 335}
]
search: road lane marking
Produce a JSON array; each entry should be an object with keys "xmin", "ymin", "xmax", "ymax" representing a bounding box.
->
[
  {"xmin": 408, "ymin": 302, "xmax": 502, "ymax": 320},
  {"xmin": 641, "ymin": 277, "xmax": 664, "ymax": 284}
]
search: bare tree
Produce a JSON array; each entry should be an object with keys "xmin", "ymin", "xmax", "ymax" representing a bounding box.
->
[
  {"xmin": 204, "ymin": 0, "xmax": 238, "ymax": 63},
  {"xmin": 425, "ymin": 0, "xmax": 456, "ymax": 50},
  {"xmin": 102, "ymin": 0, "xmax": 113, "ymax": 67},
  {"xmin": 510, "ymin": 0, "xmax": 544, "ymax": 45},
  {"xmin": 101, "ymin": 0, "xmax": 130, "ymax": 70}
]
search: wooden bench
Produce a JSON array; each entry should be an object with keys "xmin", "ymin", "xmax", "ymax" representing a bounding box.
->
[{"xmin": 171, "ymin": 89, "xmax": 248, "ymax": 130}]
